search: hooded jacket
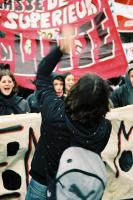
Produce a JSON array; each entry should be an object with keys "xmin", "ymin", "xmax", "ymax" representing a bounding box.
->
[
  {"xmin": 30, "ymin": 46, "xmax": 112, "ymax": 186},
  {"xmin": 111, "ymin": 66, "xmax": 133, "ymax": 108}
]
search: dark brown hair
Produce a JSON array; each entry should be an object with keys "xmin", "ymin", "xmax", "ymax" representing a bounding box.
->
[
  {"xmin": 0, "ymin": 64, "xmax": 18, "ymax": 93},
  {"xmin": 65, "ymin": 73, "xmax": 110, "ymax": 123}
]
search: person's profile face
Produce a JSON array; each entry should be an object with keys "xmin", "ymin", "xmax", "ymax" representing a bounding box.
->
[
  {"xmin": 53, "ymin": 79, "xmax": 64, "ymax": 97},
  {"xmin": 0, "ymin": 75, "xmax": 14, "ymax": 96},
  {"xmin": 129, "ymin": 70, "xmax": 133, "ymax": 87}
]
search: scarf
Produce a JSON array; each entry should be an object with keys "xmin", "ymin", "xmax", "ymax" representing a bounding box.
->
[{"xmin": 0, "ymin": 93, "xmax": 24, "ymax": 115}]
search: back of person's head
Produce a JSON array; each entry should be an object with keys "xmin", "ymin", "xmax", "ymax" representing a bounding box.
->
[
  {"xmin": 65, "ymin": 73, "xmax": 110, "ymax": 123},
  {"xmin": 0, "ymin": 63, "xmax": 18, "ymax": 93}
]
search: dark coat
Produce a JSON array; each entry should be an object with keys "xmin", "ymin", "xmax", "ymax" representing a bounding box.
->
[
  {"xmin": 0, "ymin": 93, "xmax": 30, "ymax": 115},
  {"xmin": 30, "ymin": 46, "xmax": 112, "ymax": 186},
  {"xmin": 26, "ymin": 92, "xmax": 40, "ymax": 113},
  {"xmin": 111, "ymin": 67, "xmax": 133, "ymax": 108},
  {"xmin": 110, "ymin": 85, "xmax": 128, "ymax": 107}
]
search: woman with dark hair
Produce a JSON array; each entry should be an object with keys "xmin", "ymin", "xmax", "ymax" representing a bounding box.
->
[
  {"xmin": 63, "ymin": 72, "xmax": 75, "ymax": 96},
  {"xmin": 25, "ymin": 27, "xmax": 112, "ymax": 200},
  {"xmin": 0, "ymin": 64, "xmax": 30, "ymax": 115}
]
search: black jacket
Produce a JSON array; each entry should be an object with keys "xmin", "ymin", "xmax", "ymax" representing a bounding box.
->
[
  {"xmin": 30, "ymin": 46, "xmax": 112, "ymax": 186},
  {"xmin": 111, "ymin": 67, "xmax": 133, "ymax": 108},
  {"xmin": 0, "ymin": 93, "xmax": 30, "ymax": 115},
  {"xmin": 26, "ymin": 92, "xmax": 40, "ymax": 113}
]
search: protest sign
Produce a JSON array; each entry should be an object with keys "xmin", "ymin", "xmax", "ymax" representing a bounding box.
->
[
  {"xmin": 102, "ymin": 105, "xmax": 133, "ymax": 200},
  {"xmin": 0, "ymin": 113, "xmax": 41, "ymax": 199},
  {"xmin": 112, "ymin": 0, "xmax": 133, "ymax": 32},
  {"xmin": 0, "ymin": 105, "xmax": 133, "ymax": 199},
  {"xmin": 0, "ymin": 0, "xmax": 127, "ymax": 89}
]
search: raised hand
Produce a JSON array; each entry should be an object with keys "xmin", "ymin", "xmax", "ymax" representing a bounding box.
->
[{"xmin": 59, "ymin": 25, "xmax": 74, "ymax": 54}]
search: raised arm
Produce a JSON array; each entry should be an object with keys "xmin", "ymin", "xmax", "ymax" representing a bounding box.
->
[
  {"xmin": 36, "ymin": 26, "xmax": 74, "ymax": 86},
  {"xmin": 36, "ymin": 46, "xmax": 63, "ymax": 80},
  {"xmin": 35, "ymin": 26, "xmax": 74, "ymax": 119}
]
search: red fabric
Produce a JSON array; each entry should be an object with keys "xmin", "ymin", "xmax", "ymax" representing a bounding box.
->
[
  {"xmin": 115, "ymin": 0, "xmax": 133, "ymax": 31},
  {"xmin": 115, "ymin": 0, "xmax": 133, "ymax": 5},
  {"xmin": 0, "ymin": 0, "xmax": 127, "ymax": 89}
]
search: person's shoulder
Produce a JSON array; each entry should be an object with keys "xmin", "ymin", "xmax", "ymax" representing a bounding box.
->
[
  {"xmin": 27, "ymin": 93, "xmax": 36, "ymax": 102},
  {"xmin": 112, "ymin": 84, "xmax": 126, "ymax": 94},
  {"xmin": 15, "ymin": 95, "xmax": 29, "ymax": 105},
  {"xmin": 17, "ymin": 97, "xmax": 31, "ymax": 112},
  {"xmin": 27, "ymin": 92, "xmax": 36, "ymax": 99}
]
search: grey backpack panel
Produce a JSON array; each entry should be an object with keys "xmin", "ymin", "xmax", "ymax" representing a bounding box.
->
[{"xmin": 56, "ymin": 147, "xmax": 107, "ymax": 200}]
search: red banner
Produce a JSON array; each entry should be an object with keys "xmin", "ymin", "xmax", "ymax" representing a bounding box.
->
[
  {"xmin": 0, "ymin": 0, "xmax": 127, "ymax": 89},
  {"xmin": 114, "ymin": 0, "xmax": 133, "ymax": 32}
]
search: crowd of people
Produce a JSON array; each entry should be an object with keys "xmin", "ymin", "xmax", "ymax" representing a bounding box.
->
[{"xmin": 0, "ymin": 27, "xmax": 133, "ymax": 200}]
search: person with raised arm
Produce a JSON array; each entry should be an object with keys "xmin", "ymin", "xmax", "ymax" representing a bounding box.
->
[{"xmin": 25, "ymin": 26, "xmax": 112, "ymax": 200}]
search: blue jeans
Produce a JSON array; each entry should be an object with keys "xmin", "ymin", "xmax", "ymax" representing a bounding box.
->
[{"xmin": 25, "ymin": 178, "xmax": 47, "ymax": 200}]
